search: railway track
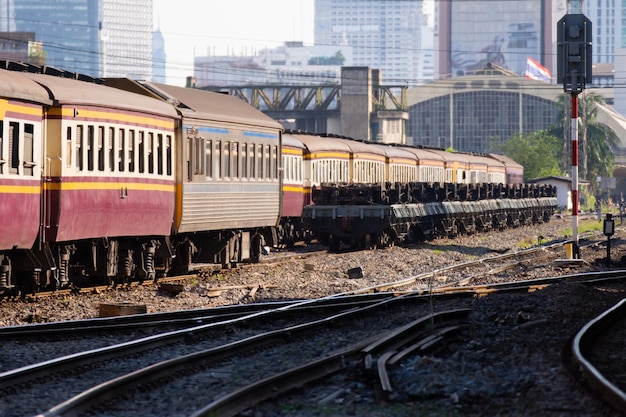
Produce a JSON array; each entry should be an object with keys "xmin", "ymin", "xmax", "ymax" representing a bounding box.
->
[
  {"xmin": 563, "ymin": 298, "xmax": 626, "ymax": 415},
  {"xmin": 2, "ymin": 270, "xmax": 625, "ymax": 416}
]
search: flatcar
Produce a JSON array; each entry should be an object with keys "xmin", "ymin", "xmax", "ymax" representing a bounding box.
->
[{"xmin": 275, "ymin": 132, "xmax": 557, "ymax": 250}]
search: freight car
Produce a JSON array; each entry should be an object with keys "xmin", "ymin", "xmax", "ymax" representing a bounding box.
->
[
  {"xmin": 0, "ymin": 62, "xmax": 282, "ymax": 296},
  {"xmin": 304, "ymin": 181, "xmax": 557, "ymax": 251},
  {"xmin": 276, "ymin": 130, "xmax": 551, "ymax": 249},
  {"xmin": 276, "ymin": 131, "xmax": 558, "ymax": 250}
]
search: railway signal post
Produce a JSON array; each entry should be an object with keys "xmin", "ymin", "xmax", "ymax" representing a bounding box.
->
[{"xmin": 557, "ymin": 12, "xmax": 592, "ymax": 260}]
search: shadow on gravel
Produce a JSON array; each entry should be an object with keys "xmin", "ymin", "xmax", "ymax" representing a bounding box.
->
[{"xmin": 411, "ymin": 241, "xmax": 506, "ymax": 257}]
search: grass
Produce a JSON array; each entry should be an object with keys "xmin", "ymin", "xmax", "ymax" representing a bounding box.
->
[{"xmin": 560, "ymin": 219, "xmax": 604, "ymax": 237}]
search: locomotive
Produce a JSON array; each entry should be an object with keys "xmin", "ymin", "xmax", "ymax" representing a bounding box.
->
[{"xmin": 0, "ymin": 62, "xmax": 281, "ymax": 296}]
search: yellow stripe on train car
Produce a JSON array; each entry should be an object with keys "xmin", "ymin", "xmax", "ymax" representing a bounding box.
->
[
  {"xmin": 304, "ymin": 152, "xmax": 351, "ymax": 159},
  {"xmin": 282, "ymin": 185, "xmax": 305, "ymax": 193},
  {"xmin": 43, "ymin": 182, "xmax": 175, "ymax": 192},
  {"xmin": 0, "ymin": 184, "xmax": 40, "ymax": 194},
  {"xmin": 281, "ymin": 148, "xmax": 303, "ymax": 155},
  {"xmin": 48, "ymin": 108, "xmax": 175, "ymax": 130}
]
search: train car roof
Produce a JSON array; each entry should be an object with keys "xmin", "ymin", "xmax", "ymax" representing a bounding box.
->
[
  {"xmin": 338, "ymin": 138, "xmax": 387, "ymax": 157},
  {"xmin": 106, "ymin": 79, "xmax": 281, "ymax": 130},
  {"xmin": 288, "ymin": 133, "xmax": 353, "ymax": 153},
  {"xmin": 422, "ymin": 148, "xmax": 465, "ymax": 164},
  {"xmin": 487, "ymin": 153, "xmax": 524, "ymax": 170},
  {"xmin": 19, "ymin": 73, "xmax": 179, "ymax": 119},
  {"xmin": 0, "ymin": 68, "xmax": 53, "ymax": 105},
  {"xmin": 282, "ymin": 133, "xmax": 306, "ymax": 149},
  {"xmin": 393, "ymin": 145, "xmax": 447, "ymax": 163},
  {"xmin": 378, "ymin": 144, "xmax": 421, "ymax": 161},
  {"xmin": 454, "ymin": 152, "xmax": 491, "ymax": 167}
]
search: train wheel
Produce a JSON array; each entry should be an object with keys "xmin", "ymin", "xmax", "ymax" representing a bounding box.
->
[
  {"xmin": 364, "ymin": 234, "xmax": 376, "ymax": 250},
  {"xmin": 376, "ymin": 231, "xmax": 391, "ymax": 248},
  {"xmin": 328, "ymin": 236, "xmax": 341, "ymax": 252}
]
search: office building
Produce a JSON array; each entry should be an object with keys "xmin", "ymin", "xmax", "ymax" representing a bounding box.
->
[
  {"xmin": 314, "ymin": 0, "xmax": 431, "ymax": 86},
  {"xmin": 0, "ymin": 0, "xmax": 153, "ymax": 78}
]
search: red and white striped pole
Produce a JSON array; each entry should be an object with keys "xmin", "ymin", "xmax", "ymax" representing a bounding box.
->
[{"xmin": 571, "ymin": 93, "xmax": 579, "ymax": 258}]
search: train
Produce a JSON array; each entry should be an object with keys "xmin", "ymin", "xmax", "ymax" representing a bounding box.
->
[
  {"xmin": 0, "ymin": 61, "xmax": 556, "ymax": 296},
  {"xmin": 280, "ymin": 130, "xmax": 557, "ymax": 251},
  {"xmin": 0, "ymin": 62, "xmax": 282, "ymax": 296}
]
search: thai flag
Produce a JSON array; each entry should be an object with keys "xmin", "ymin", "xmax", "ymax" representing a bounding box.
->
[{"xmin": 525, "ymin": 57, "xmax": 552, "ymax": 83}]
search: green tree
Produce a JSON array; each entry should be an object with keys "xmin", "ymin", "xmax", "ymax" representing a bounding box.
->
[
  {"xmin": 578, "ymin": 92, "xmax": 619, "ymax": 182},
  {"xmin": 549, "ymin": 92, "xmax": 618, "ymax": 187},
  {"xmin": 491, "ymin": 130, "xmax": 563, "ymax": 181}
]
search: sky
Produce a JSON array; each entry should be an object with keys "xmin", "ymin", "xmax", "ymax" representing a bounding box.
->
[{"xmin": 153, "ymin": 0, "xmax": 314, "ymax": 86}]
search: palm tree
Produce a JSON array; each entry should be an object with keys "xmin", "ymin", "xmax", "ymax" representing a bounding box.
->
[
  {"xmin": 578, "ymin": 92, "xmax": 619, "ymax": 182},
  {"xmin": 550, "ymin": 92, "xmax": 618, "ymax": 186}
]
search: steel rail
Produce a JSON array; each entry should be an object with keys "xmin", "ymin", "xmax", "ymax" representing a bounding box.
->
[{"xmin": 570, "ymin": 298, "xmax": 626, "ymax": 414}]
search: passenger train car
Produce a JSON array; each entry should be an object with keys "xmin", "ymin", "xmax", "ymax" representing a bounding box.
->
[{"xmin": 0, "ymin": 63, "xmax": 282, "ymax": 296}]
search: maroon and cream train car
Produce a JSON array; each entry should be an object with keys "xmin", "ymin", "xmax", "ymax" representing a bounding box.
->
[
  {"xmin": 487, "ymin": 153, "xmax": 524, "ymax": 185},
  {"xmin": 0, "ymin": 70, "xmax": 51, "ymax": 292},
  {"xmin": 22, "ymin": 71, "xmax": 180, "ymax": 289},
  {"xmin": 279, "ymin": 133, "xmax": 307, "ymax": 244}
]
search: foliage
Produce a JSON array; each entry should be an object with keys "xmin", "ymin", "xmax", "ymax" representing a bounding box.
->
[
  {"xmin": 309, "ymin": 50, "xmax": 345, "ymax": 66},
  {"xmin": 549, "ymin": 92, "xmax": 618, "ymax": 188},
  {"xmin": 489, "ymin": 130, "xmax": 563, "ymax": 181}
]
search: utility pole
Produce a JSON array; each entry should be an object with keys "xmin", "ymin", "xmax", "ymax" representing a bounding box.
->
[{"xmin": 557, "ymin": 2, "xmax": 592, "ymax": 260}]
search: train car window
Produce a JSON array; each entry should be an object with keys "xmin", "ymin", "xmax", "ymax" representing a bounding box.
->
[
  {"xmin": 265, "ymin": 145, "xmax": 271, "ymax": 180},
  {"xmin": 185, "ymin": 137, "xmax": 191, "ymax": 181},
  {"xmin": 118, "ymin": 129, "xmax": 125, "ymax": 172},
  {"xmin": 205, "ymin": 139, "xmax": 212, "ymax": 179},
  {"xmin": 223, "ymin": 141, "xmax": 230, "ymax": 179},
  {"xmin": 148, "ymin": 132, "xmax": 154, "ymax": 174},
  {"xmin": 87, "ymin": 125, "xmax": 95, "ymax": 172},
  {"xmin": 23, "ymin": 124, "xmax": 34, "ymax": 176},
  {"xmin": 215, "ymin": 140, "xmax": 221, "ymax": 179},
  {"xmin": 138, "ymin": 132, "xmax": 145, "ymax": 174},
  {"xmin": 250, "ymin": 144, "xmax": 256, "ymax": 179},
  {"xmin": 76, "ymin": 126, "xmax": 84, "ymax": 171},
  {"xmin": 97, "ymin": 126, "xmax": 105, "ymax": 172},
  {"xmin": 8, "ymin": 122, "xmax": 18, "ymax": 174},
  {"xmin": 166, "ymin": 135, "xmax": 172, "ymax": 176},
  {"xmin": 65, "ymin": 127, "xmax": 72, "ymax": 169},
  {"xmin": 128, "ymin": 130, "xmax": 135, "ymax": 172},
  {"xmin": 271, "ymin": 145, "xmax": 278, "ymax": 180},
  {"xmin": 297, "ymin": 158, "xmax": 302, "ymax": 182},
  {"xmin": 108, "ymin": 127, "xmax": 115, "ymax": 172},
  {"xmin": 194, "ymin": 137, "xmax": 204, "ymax": 177},
  {"xmin": 232, "ymin": 142, "xmax": 239, "ymax": 179},
  {"xmin": 241, "ymin": 143, "xmax": 248, "ymax": 178},
  {"xmin": 157, "ymin": 134, "xmax": 163, "ymax": 175},
  {"xmin": 311, "ymin": 161, "xmax": 317, "ymax": 184},
  {"xmin": 257, "ymin": 144, "xmax": 263, "ymax": 179},
  {"xmin": 97, "ymin": 126, "xmax": 104, "ymax": 171}
]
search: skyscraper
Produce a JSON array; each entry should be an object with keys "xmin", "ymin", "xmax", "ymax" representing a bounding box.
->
[
  {"xmin": 436, "ymin": 0, "xmax": 555, "ymax": 79},
  {"xmin": 314, "ymin": 0, "xmax": 431, "ymax": 86},
  {"xmin": 2, "ymin": 0, "xmax": 152, "ymax": 78}
]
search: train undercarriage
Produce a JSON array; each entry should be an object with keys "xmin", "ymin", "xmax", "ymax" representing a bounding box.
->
[
  {"xmin": 303, "ymin": 181, "xmax": 558, "ymax": 251},
  {"xmin": 0, "ymin": 227, "xmax": 277, "ymax": 297}
]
